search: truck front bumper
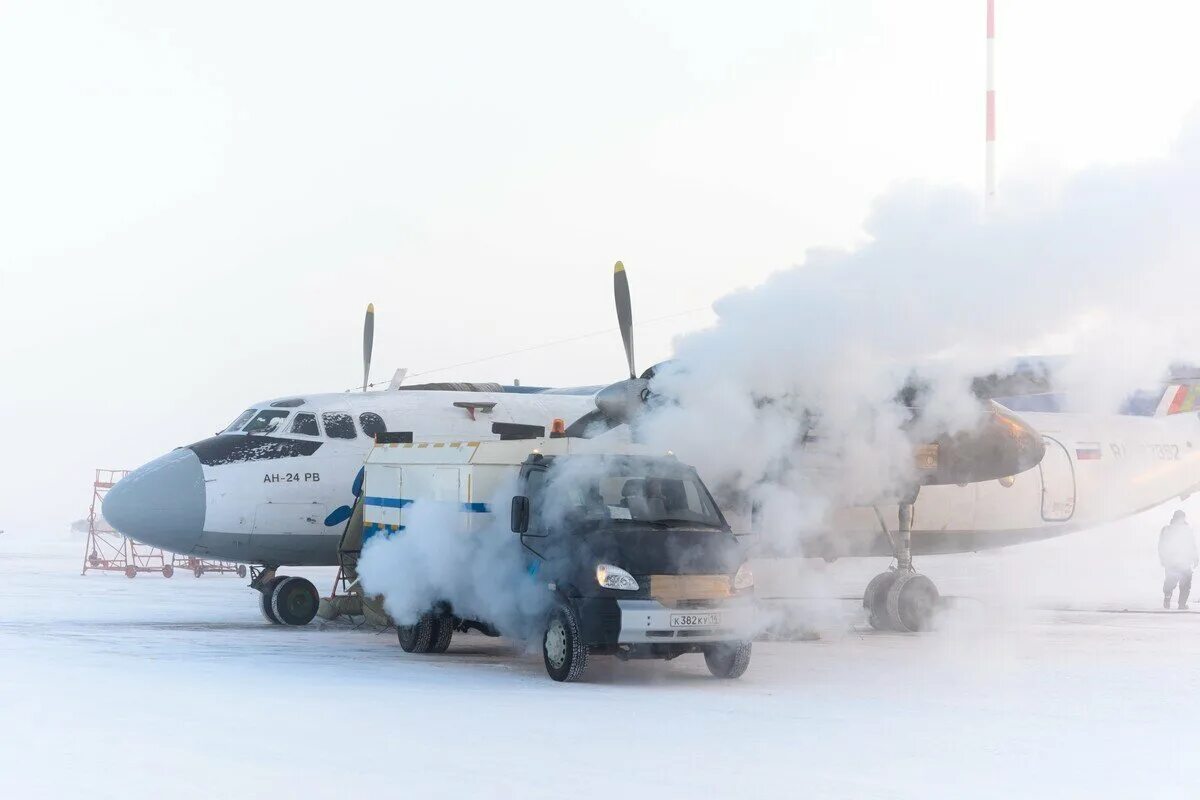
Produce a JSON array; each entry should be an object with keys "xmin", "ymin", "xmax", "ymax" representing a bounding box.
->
[{"xmin": 577, "ymin": 596, "xmax": 755, "ymax": 647}]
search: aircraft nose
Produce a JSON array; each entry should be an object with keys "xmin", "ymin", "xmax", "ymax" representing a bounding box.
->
[{"xmin": 103, "ymin": 448, "xmax": 206, "ymax": 553}]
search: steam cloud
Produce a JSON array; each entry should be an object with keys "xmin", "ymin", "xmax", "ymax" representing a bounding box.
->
[
  {"xmin": 642, "ymin": 116, "xmax": 1200, "ymax": 551},
  {"xmin": 356, "ymin": 487, "xmax": 551, "ymax": 641}
]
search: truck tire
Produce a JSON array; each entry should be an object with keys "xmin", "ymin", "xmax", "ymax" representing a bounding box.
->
[
  {"xmin": 430, "ymin": 616, "xmax": 454, "ymax": 653},
  {"xmin": 543, "ymin": 603, "xmax": 588, "ymax": 682},
  {"xmin": 397, "ymin": 614, "xmax": 437, "ymax": 653},
  {"xmin": 704, "ymin": 641, "xmax": 752, "ymax": 679}
]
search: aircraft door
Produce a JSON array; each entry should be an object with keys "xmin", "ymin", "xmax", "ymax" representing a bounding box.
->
[{"xmin": 1039, "ymin": 436, "xmax": 1076, "ymax": 522}]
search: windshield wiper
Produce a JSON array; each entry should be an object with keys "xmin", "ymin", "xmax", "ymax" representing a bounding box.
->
[{"xmin": 648, "ymin": 518, "xmax": 723, "ymax": 529}]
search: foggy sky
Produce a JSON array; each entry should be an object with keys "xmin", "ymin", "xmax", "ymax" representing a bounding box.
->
[{"xmin": 3, "ymin": 1, "xmax": 1200, "ymax": 532}]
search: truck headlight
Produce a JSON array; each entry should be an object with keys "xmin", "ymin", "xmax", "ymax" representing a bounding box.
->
[
  {"xmin": 733, "ymin": 562, "xmax": 754, "ymax": 591},
  {"xmin": 596, "ymin": 563, "xmax": 639, "ymax": 591}
]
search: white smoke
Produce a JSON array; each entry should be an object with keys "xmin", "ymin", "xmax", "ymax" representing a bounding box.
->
[
  {"xmin": 642, "ymin": 115, "xmax": 1200, "ymax": 556},
  {"xmin": 356, "ymin": 487, "xmax": 551, "ymax": 641}
]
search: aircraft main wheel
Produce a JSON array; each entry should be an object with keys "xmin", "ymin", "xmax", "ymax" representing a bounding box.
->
[
  {"xmin": 270, "ymin": 576, "xmax": 320, "ymax": 626},
  {"xmin": 236, "ymin": 564, "xmax": 248, "ymax": 579},
  {"xmin": 397, "ymin": 614, "xmax": 437, "ymax": 653},
  {"xmin": 124, "ymin": 565, "xmax": 138, "ymax": 579},
  {"xmin": 430, "ymin": 616, "xmax": 454, "ymax": 654},
  {"xmin": 260, "ymin": 576, "xmax": 286, "ymax": 624},
  {"xmin": 193, "ymin": 566, "xmax": 203, "ymax": 578},
  {"xmin": 704, "ymin": 641, "xmax": 753, "ymax": 679},
  {"xmin": 162, "ymin": 565, "xmax": 174, "ymax": 578},
  {"xmin": 885, "ymin": 573, "xmax": 939, "ymax": 633},
  {"xmin": 863, "ymin": 571, "xmax": 900, "ymax": 630},
  {"xmin": 543, "ymin": 604, "xmax": 587, "ymax": 683}
]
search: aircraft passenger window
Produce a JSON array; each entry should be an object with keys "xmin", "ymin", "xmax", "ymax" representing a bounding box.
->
[
  {"xmin": 291, "ymin": 413, "xmax": 320, "ymax": 436},
  {"xmin": 359, "ymin": 412, "xmax": 387, "ymax": 438},
  {"xmin": 322, "ymin": 412, "xmax": 357, "ymax": 439},
  {"xmin": 244, "ymin": 410, "xmax": 290, "ymax": 435},
  {"xmin": 224, "ymin": 409, "xmax": 256, "ymax": 433}
]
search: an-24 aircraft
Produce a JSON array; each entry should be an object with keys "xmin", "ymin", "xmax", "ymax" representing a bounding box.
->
[{"xmin": 104, "ymin": 266, "xmax": 1200, "ymax": 633}]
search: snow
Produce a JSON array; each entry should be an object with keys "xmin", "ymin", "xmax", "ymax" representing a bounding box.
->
[{"xmin": 3, "ymin": 520, "xmax": 1198, "ymax": 800}]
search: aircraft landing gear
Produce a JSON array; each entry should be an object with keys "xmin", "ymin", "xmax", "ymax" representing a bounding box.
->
[
  {"xmin": 864, "ymin": 489, "xmax": 940, "ymax": 632},
  {"xmin": 251, "ymin": 566, "xmax": 319, "ymax": 627}
]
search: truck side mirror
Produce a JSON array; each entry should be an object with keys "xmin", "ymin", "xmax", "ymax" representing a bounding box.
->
[{"xmin": 511, "ymin": 496, "xmax": 530, "ymax": 534}]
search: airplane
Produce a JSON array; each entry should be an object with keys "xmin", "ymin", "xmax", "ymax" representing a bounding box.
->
[
  {"xmin": 103, "ymin": 267, "xmax": 1200, "ymax": 634},
  {"xmin": 102, "ymin": 304, "xmax": 602, "ymax": 625}
]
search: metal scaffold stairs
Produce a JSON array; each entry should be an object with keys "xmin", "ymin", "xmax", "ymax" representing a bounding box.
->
[
  {"xmin": 82, "ymin": 469, "xmax": 174, "ymax": 578},
  {"xmin": 82, "ymin": 468, "xmax": 246, "ymax": 579},
  {"xmin": 318, "ymin": 496, "xmax": 391, "ymax": 626}
]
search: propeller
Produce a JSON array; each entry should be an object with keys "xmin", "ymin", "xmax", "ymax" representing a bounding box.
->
[
  {"xmin": 567, "ymin": 262, "xmax": 656, "ymax": 436},
  {"xmin": 362, "ymin": 303, "xmax": 375, "ymax": 392},
  {"xmin": 588, "ymin": 262, "xmax": 663, "ymax": 428}
]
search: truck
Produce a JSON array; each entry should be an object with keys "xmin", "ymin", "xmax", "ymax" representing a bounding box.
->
[{"xmin": 359, "ymin": 433, "xmax": 755, "ymax": 682}]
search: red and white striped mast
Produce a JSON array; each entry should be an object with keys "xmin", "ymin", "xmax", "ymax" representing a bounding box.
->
[{"xmin": 985, "ymin": 0, "xmax": 996, "ymax": 212}]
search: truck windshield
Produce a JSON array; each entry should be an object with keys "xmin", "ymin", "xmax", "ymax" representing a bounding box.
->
[{"xmin": 537, "ymin": 456, "xmax": 724, "ymax": 529}]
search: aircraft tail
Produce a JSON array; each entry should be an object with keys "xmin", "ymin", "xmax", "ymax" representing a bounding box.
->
[{"xmin": 1155, "ymin": 384, "xmax": 1200, "ymax": 416}]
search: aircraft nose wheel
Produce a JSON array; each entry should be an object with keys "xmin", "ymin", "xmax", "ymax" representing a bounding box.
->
[{"xmin": 864, "ymin": 570, "xmax": 939, "ymax": 632}]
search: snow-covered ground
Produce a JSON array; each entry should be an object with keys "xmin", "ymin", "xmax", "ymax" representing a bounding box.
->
[{"xmin": 2, "ymin": 519, "xmax": 1198, "ymax": 800}]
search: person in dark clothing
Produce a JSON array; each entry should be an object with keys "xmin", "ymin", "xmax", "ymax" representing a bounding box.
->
[{"xmin": 1160, "ymin": 510, "xmax": 1198, "ymax": 610}]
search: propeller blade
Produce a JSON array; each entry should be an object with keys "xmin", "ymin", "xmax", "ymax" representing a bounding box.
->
[
  {"xmin": 563, "ymin": 409, "xmax": 620, "ymax": 439},
  {"xmin": 613, "ymin": 261, "xmax": 636, "ymax": 379},
  {"xmin": 362, "ymin": 303, "xmax": 375, "ymax": 392}
]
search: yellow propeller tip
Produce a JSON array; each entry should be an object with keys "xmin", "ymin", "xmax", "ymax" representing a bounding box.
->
[
  {"xmin": 366, "ymin": 303, "xmax": 375, "ymax": 313},
  {"xmin": 614, "ymin": 261, "xmax": 624, "ymax": 273}
]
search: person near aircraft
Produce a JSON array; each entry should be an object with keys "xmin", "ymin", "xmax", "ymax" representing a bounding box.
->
[{"xmin": 1159, "ymin": 510, "xmax": 1197, "ymax": 610}]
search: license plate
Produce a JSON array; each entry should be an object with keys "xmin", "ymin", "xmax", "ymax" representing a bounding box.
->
[{"xmin": 670, "ymin": 612, "xmax": 721, "ymax": 628}]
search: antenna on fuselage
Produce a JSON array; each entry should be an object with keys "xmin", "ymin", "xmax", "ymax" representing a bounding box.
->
[{"xmin": 363, "ymin": 303, "xmax": 375, "ymax": 392}]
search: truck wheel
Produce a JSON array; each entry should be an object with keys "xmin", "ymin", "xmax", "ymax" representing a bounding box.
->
[
  {"xmin": 704, "ymin": 641, "xmax": 752, "ymax": 679},
  {"xmin": 397, "ymin": 614, "xmax": 437, "ymax": 653},
  {"xmin": 270, "ymin": 577, "xmax": 320, "ymax": 626},
  {"xmin": 543, "ymin": 604, "xmax": 587, "ymax": 683},
  {"xmin": 430, "ymin": 616, "xmax": 454, "ymax": 653}
]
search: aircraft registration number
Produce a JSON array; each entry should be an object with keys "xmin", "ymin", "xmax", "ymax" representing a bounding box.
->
[
  {"xmin": 670, "ymin": 613, "xmax": 722, "ymax": 628},
  {"xmin": 262, "ymin": 472, "xmax": 321, "ymax": 483}
]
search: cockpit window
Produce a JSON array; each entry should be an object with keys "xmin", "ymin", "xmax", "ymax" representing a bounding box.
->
[
  {"xmin": 322, "ymin": 412, "xmax": 357, "ymax": 439},
  {"xmin": 359, "ymin": 412, "xmax": 387, "ymax": 438},
  {"xmin": 224, "ymin": 409, "xmax": 256, "ymax": 433},
  {"xmin": 291, "ymin": 412, "xmax": 320, "ymax": 436},
  {"xmin": 243, "ymin": 410, "xmax": 290, "ymax": 435}
]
